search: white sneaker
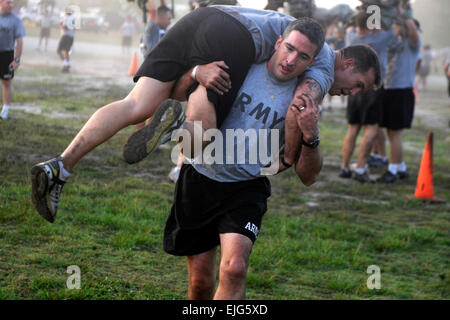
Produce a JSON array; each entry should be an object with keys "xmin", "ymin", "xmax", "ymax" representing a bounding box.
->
[{"xmin": 0, "ymin": 108, "xmax": 8, "ymax": 120}]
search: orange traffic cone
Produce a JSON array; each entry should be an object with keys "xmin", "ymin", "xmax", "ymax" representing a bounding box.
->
[
  {"xmin": 410, "ymin": 131, "xmax": 446, "ymax": 203},
  {"xmin": 128, "ymin": 52, "xmax": 138, "ymax": 77}
]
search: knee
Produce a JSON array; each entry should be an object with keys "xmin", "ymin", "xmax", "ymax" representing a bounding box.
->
[{"xmin": 220, "ymin": 257, "xmax": 248, "ymax": 281}]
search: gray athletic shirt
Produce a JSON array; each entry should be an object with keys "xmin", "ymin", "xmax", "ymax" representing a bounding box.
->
[
  {"xmin": 214, "ymin": 5, "xmax": 335, "ymax": 99},
  {"xmin": 192, "ymin": 62, "xmax": 298, "ymax": 182},
  {"xmin": 0, "ymin": 12, "xmax": 26, "ymax": 52}
]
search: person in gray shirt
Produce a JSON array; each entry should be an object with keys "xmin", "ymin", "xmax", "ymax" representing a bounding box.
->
[
  {"xmin": 0, "ymin": 0, "xmax": 25, "ymax": 120},
  {"xmin": 57, "ymin": 7, "xmax": 76, "ymax": 72},
  {"xmin": 141, "ymin": 2, "xmax": 172, "ymax": 58}
]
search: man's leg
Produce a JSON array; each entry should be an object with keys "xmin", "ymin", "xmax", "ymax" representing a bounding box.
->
[
  {"xmin": 214, "ymin": 233, "xmax": 253, "ymax": 300},
  {"xmin": 181, "ymin": 85, "xmax": 217, "ymax": 158},
  {"xmin": 1, "ymin": 79, "xmax": 12, "ymax": 119},
  {"xmin": 31, "ymin": 77, "xmax": 176, "ymax": 222},
  {"xmin": 387, "ymin": 129, "xmax": 403, "ymax": 164},
  {"xmin": 61, "ymin": 77, "xmax": 175, "ymax": 171},
  {"xmin": 356, "ymin": 124, "xmax": 378, "ymax": 169},
  {"xmin": 372, "ymin": 127, "xmax": 386, "ymax": 158},
  {"xmin": 186, "ymin": 248, "xmax": 217, "ymax": 300},
  {"xmin": 341, "ymin": 124, "xmax": 361, "ymax": 169},
  {"xmin": 368, "ymin": 127, "xmax": 388, "ymax": 168},
  {"xmin": 1, "ymin": 79, "xmax": 12, "ymax": 106}
]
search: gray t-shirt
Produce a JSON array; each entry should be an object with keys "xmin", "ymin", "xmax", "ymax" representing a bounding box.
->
[
  {"xmin": 214, "ymin": 5, "xmax": 294, "ymax": 64},
  {"xmin": 121, "ymin": 21, "xmax": 136, "ymax": 37},
  {"xmin": 349, "ymin": 30, "xmax": 395, "ymax": 85},
  {"xmin": 0, "ymin": 12, "xmax": 26, "ymax": 52},
  {"xmin": 61, "ymin": 14, "xmax": 76, "ymax": 37},
  {"xmin": 214, "ymin": 5, "xmax": 335, "ymax": 99},
  {"xmin": 192, "ymin": 62, "xmax": 298, "ymax": 182},
  {"xmin": 385, "ymin": 37, "xmax": 421, "ymax": 89},
  {"xmin": 143, "ymin": 20, "xmax": 165, "ymax": 57}
]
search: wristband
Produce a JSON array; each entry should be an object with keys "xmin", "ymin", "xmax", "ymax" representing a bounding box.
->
[
  {"xmin": 191, "ymin": 65, "xmax": 199, "ymax": 81},
  {"xmin": 15, "ymin": 57, "xmax": 20, "ymax": 63},
  {"xmin": 280, "ymin": 155, "xmax": 292, "ymax": 168}
]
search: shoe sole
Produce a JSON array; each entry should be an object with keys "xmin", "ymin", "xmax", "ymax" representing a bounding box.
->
[
  {"xmin": 123, "ymin": 99, "xmax": 183, "ymax": 164},
  {"xmin": 30, "ymin": 165, "xmax": 55, "ymax": 223}
]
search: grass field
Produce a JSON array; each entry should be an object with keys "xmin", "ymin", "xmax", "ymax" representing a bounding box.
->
[{"xmin": 0, "ymin": 59, "xmax": 449, "ymax": 300}]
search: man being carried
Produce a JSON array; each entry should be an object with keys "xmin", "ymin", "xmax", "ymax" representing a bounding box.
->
[{"xmin": 30, "ymin": 6, "xmax": 380, "ymax": 225}]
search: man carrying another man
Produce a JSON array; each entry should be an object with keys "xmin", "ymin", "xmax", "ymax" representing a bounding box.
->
[{"xmin": 30, "ymin": 6, "xmax": 380, "ymax": 299}]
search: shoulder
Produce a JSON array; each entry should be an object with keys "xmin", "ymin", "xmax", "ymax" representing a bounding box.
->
[{"xmin": 11, "ymin": 13, "xmax": 23, "ymax": 23}]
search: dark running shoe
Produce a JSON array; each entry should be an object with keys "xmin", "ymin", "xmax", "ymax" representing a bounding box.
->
[
  {"xmin": 397, "ymin": 170, "xmax": 410, "ymax": 180},
  {"xmin": 368, "ymin": 155, "xmax": 388, "ymax": 168},
  {"xmin": 339, "ymin": 168, "xmax": 352, "ymax": 179},
  {"xmin": 123, "ymin": 99, "xmax": 185, "ymax": 164},
  {"xmin": 353, "ymin": 171, "xmax": 372, "ymax": 183},
  {"xmin": 377, "ymin": 170, "xmax": 398, "ymax": 183},
  {"xmin": 31, "ymin": 157, "xmax": 66, "ymax": 223}
]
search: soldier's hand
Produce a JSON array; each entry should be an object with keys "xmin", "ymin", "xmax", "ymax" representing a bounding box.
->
[
  {"xmin": 196, "ymin": 61, "xmax": 232, "ymax": 95},
  {"xmin": 290, "ymin": 93, "xmax": 320, "ymax": 142}
]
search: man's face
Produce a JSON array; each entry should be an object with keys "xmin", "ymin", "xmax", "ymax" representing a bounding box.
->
[
  {"xmin": 330, "ymin": 59, "xmax": 376, "ymax": 96},
  {"xmin": 157, "ymin": 12, "xmax": 172, "ymax": 30},
  {"xmin": 267, "ymin": 30, "xmax": 317, "ymax": 82},
  {"xmin": 1, "ymin": 0, "xmax": 14, "ymax": 14}
]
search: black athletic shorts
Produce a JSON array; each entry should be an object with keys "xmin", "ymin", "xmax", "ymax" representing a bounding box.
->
[
  {"xmin": 380, "ymin": 88, "xmax": 415, "ymax": 130},
  {"xmin": 164, "ymin": 164, "xmax": 271, "ymax": 256},
  {"xmin": 0, "ymin": 51, "xmax": 14, "ymax": 80},
  {"xmin": 134, "ymin": 7, "xmax": 256, "ymax": 128},
  {"xmin": 122, "ymin": 36, "xmax": 132, "ymax": 47},
  {"xmin": 346, "ymin": 87, "xmax": 384, "ymax": 125},
  {"xmin": 57, "ymin": 35, "xmax": 74, "ymax": 52}
]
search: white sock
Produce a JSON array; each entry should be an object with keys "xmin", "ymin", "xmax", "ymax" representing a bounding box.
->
[
  {"xmin": 63, "ymin": 60, "xmax": 70, "ymax": 66},
  {"xmin": 355, "ymin": 168, "xmax": 367, "ymax": 175},
  {"xmin": 2, "ymin": 105, "xmax": 9, "ymax": 112},
  {"xmin": 58, "ymin": 160, "xmax": 72, "ymax": 181},
  {"xmin": 388, "ymin": 163, "xmax": 399, "ymax": 175},
  {"xmin": 398, "ymin": 162, "xmax": 407, "ymax": 172}
]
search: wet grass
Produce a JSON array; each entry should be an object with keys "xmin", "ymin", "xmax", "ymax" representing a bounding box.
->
[{"xmin": 0, "ymin": 63, "xmax": 449, "ymax": 300}]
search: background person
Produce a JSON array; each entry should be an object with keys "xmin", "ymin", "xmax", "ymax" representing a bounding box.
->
[
  {"xmin": 0, "ymin": 0, "xmax": 25, "ymax": 120},
  {"xmin": 57, "ymin": 7, "xmax": 76, "ymax": 73},
  {"xmin": 415, "ymin": 44, "xmax": 433, "ymax": 91},
  {"xmin": 120, "ymin": 15, "xmax": 136, "ymax": 55},
  {"xmin": 445, "ymin": 58, "xmax": 450, "ymax": 98},
  {"xmin": 140, "ymin": 1, "xmax": 172, "ymax": 59},
  {"xmin": 36, "ymin": 8, "xmax": 52, "ymax": 52},
  {"xmin": 339, "ymin": 10, "xmax": 396, "ymax": 183},
  {"xmin": 376, "ymin": 14, "xmax": 421, "ymax": 183}
]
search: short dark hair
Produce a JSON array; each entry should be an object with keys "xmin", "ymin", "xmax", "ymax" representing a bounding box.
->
[
  {"xmin": 157, "ymin": 5, "xmax": 171, "ymax": 16},
  {"xmin": 340, "ymin": 45, "xmax": 381, "ymax": 88},
  {"xmin": 355, "ymin": 11, "xmax": 371, "ymax": 31},
  {"xmin": 196, "ymin": 0, "xmax": 238, "ymax": 7},
  {"xmin": 282, "ymin": 18, "xmax": 325, "ymax": 57}
]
